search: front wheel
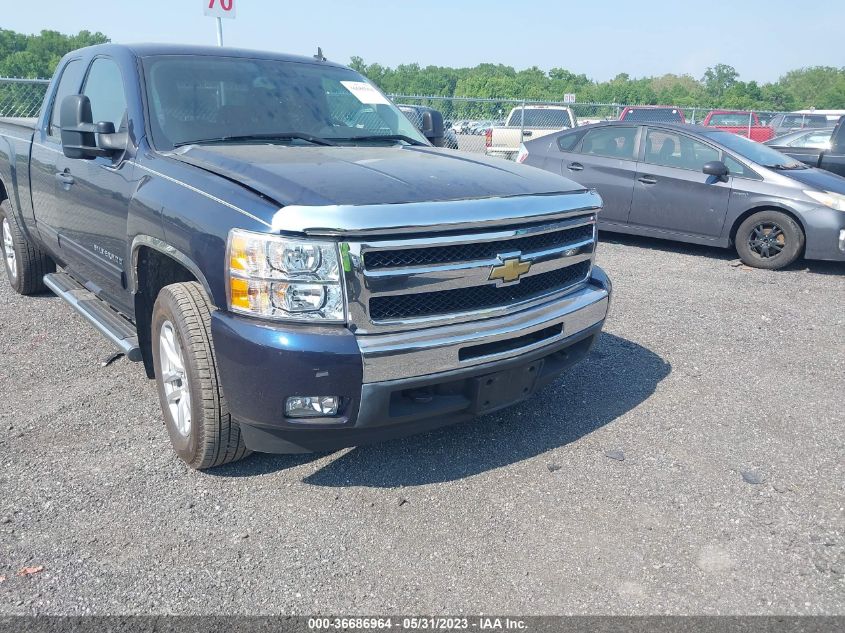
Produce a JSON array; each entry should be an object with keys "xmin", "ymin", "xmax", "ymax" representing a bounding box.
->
[
  {"xmin": 735, "ymin": 210, "xmax": 804, "ymax": 270},
  {"xmin": 151, "ymin": 281, "xmax": 250, "ymax": 469}
]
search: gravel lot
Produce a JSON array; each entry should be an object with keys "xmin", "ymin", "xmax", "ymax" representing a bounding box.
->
[{"xmin": 0, "ymin": 234, "xmax": 843, "ymax": 616}]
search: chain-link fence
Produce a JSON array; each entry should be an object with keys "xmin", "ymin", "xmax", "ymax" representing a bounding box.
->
[
  {"xmin": 389, "ymin": 94, "xmax": 839, "ymax": 159},
  {"xmin": 1, "ymin": 77, "xmax": 838, "ymax": 161},
  {"xmin": 0, "ymin": 77, "xmax": 49, "ymax": 118}
]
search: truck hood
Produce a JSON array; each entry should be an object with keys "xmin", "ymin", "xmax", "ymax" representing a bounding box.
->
[{"xmin": 165, "ymin": 144, "xmax": 583, "ymax": 207}]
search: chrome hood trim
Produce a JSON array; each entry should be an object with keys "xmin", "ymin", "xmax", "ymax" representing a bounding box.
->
[{"xmin": 270, "ymin": 191, "xmax": 602, "ymax": 237}]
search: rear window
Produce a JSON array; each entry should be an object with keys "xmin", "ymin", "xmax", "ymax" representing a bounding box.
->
[
  {"xmin": 621, "ymin": 108, "xmax": 683, "ymax": 123},
  {"xmin": 706, "ymin": 113, "xmax": 754, "ymax": 126},
  {"xmin": 508, "ymin": 108, "xmax": 573, "ymax": 128}
]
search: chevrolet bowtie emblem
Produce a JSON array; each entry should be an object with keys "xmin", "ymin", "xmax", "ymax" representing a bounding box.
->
[{"xmin": 489, "ymin": 257, "xmax": 531, "ymax": 284}]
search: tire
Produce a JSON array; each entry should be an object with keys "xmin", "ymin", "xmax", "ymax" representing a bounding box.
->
[
  {"xmin": 0, "ymin": 198, "xmax": 55, "ymax": 295},
  {"xmin": 151, "ymin": 281, "xmax": 250, "ymax": 469},
  {"xmin": 735, "ymin": 210, "xmax": 804, "ymax": 270}
]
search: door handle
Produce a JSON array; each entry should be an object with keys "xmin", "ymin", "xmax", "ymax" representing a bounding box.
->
[
  {"xmin": 55, "ymin": 172, "xmax": 75, "ymax": 186},
  {"xmin": 638, "ymin": 175, "xmax": 657, "ymax": 184},
  {"xmin": 522, "ymin": 130, "xmax": 533, "ymax": 137},
  {"xmin": 568, "ymin": 162, "xmax": 584, "ymax": 171}
]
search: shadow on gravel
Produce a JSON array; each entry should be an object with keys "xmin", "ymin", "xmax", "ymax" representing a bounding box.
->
[
  {"xmin": 601, "ymin": 231, "xmax": 845, "ymax": 275},
  {"xmin": 283, "ymin": 332, "xmax": 671, "ymax": 487}
]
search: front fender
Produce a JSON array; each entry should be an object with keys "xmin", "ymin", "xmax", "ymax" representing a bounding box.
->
[{"xmin": 131, "ymin": 153, "xmax": 278, "ymax": 310}]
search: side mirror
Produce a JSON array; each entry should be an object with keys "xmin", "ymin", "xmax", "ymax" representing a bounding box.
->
[
  {"xmin": 59, "ymin": 94, "xmax": 127, "ymax": 159},
  {"xmin": 60, "ymin": 95, "xmax": 97, "ymax": 159},
  {"xmin": 702, "ymin": 160, "xmax": 729, "ymax": 179},
  {"xmin": 421, "ymin": 109, "xmax": 445, "ymax": 147}
]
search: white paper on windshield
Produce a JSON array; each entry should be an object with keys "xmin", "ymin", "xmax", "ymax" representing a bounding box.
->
[{"xmin": 340, "ymin": 81, "xmax": 390, "ymax": 105}]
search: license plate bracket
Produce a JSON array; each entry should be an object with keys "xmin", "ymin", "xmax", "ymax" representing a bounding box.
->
[{"xmin": 469, "ymin": 360, "xmax": 544, "ymax": 415}]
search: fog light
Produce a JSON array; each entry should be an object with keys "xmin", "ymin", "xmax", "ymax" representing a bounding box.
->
[{"xmin": 285, "ymin": 396, "xmax": 340, "ymax": 418}]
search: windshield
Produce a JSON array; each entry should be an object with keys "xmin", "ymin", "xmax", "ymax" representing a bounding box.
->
[
  {"xmin": 142, "ymin": 55, "xmax": 427, "ymax": 149},
  {"xmin": 702, "ymin": 130, "xmax": 804, "ymax": 168},
  {"xmin": 508, "ymin": 109, "xmax": 572, "ymax": 128}
]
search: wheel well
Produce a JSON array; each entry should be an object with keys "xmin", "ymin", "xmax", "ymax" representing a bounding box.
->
[
  {"xmin": 0, "ymin": 178, "xmax": 8, "ymax": 203},
  {"xmin": 134, "ymin": 246, "xmax": 198, "ymax": 378},
  {"xmin": 729, "ymin": 206, "xmax": 806, "ymax": 248}
]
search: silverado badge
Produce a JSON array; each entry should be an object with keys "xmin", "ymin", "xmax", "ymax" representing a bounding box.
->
[{"xmin": 489, "ymin": 256, "xmax": 531, "ymax": 284}]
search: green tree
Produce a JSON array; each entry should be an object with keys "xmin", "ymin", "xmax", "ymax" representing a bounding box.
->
[
  {"xmin": 778, "ymin": 66, "xmax": 845, "ymax": 109},
  {"xmin": 702, "ymin": 64, "xmax": 740, "ymax": 100},
  {"xmin": 346, "ymin": 55, "xmax": 845, "ymax": 112},
  {"xmin": 0, "ymin": 28, "xmax": 108, "ymax": 78}
]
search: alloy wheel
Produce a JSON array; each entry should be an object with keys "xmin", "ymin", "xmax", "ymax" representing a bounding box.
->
[
  {"xmin": 159, "ymin": 320, "xmax": 192, "ymax": 437},
  {"xmin": 747, "ymin": 222, "xmax": 786, "ymax": 259},
  {"xmin": 2, "ymin": 217, "xmax": 16, "ymax": 280}
]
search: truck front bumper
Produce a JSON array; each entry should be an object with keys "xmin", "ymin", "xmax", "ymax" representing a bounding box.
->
[{"xmin": 211, "ymin": 267, "xmax": 612, "ymax": 454}]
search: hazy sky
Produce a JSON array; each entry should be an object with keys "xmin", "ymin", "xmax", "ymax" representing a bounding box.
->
[{"xmin": 6, "ymin": 0, "xmax": 845, "ymax": 82}]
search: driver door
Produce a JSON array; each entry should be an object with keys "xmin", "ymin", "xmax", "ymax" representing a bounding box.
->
[
  {"xmin": 628, "ymin": 128, "xmax": 732, "ymax": 238},
  {"xmin": 52, "ymin": 56, "xmax": 137, "ymax": 314}
]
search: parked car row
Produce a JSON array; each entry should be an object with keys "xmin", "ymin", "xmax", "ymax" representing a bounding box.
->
[
  {"xmin": 399, "ymin": 103, "xmax": 842, "ymax": 157},
  {"xmin": 449, "ymin": 119, "xmax": 504, "ymax": 135},
  {"xmin": 517, "ymin": 119, "xmax": 845, "ymax": 270}
]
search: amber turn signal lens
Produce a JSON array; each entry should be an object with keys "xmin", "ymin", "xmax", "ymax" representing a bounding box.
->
[
  {"xmin": 230, "ymin": 277, "xmax": 251, "ymax": 310},
  {"xmin": 229, "ymin": 234, "xmax": 250, "ymax": 272}
]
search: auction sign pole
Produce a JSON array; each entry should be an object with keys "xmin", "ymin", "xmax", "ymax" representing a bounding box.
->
[{"xmin": 204, "ymin": 0, "xmax": 236, "ymax": 46}]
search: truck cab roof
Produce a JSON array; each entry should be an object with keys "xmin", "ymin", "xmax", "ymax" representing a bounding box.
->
[{"xmin": 61, "ymin": 42, "xmax": 350, "ymax": 70}]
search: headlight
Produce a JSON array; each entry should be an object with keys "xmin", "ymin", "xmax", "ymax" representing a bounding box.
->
[
  {"xmin": 228, "ymin": 229, "xmax": 345, "ymax": 322},
  {"xmin": 804, "ymin": 189, "xmax": 845, "ymax": 211}
]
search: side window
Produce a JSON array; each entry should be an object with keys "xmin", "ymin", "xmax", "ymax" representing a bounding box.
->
[
  {"xmin": 48, "ymin": 59, "xmax": 85, "ymax": 137},
  {"xmin": 643, "ymin": 129, "xmax": 719, "ymax": 171},
  {"xmin": 578, "ymin": 126, "xmax": 637, "ymax": 160},
  {"xmin": 82, "ymin": 58, "xmax": 128, "ymax": 129},
  {"xmin": 723, "ymin": 155, "xmax": 755, "ymax": 179},
  {"xmin": 557, "ymin": 131, "xmax": 582, "ymax": 152}
]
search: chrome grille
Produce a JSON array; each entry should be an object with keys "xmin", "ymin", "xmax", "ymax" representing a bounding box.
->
[
  {"xmin": 343, "ymin": 209, "xmax": 598, "ymax": 334},
  {"xmin": 363, "ymin": 223, "xmax": 595, "ymax": 270},
  {"xmin": 369, "ymin": 260, "xmax": 591, "ymax": 320}
]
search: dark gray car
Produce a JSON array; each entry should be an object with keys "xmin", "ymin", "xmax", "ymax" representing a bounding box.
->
[
  {"xmin": 767, "ymin": 113, "xmax": 831, "ymax": 138},
  {"xmin": 519, "ymin": 122, "xmax": 845, "ymax": 269}
]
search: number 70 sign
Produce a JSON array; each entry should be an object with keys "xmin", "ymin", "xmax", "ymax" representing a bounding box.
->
[{"xmin": 204, "ymin": 0, "xmax": 236, "ymax": 19}]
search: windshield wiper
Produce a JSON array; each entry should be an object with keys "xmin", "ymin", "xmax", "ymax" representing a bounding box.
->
[
  {"xmin": 764, "ymin": 163, "xmax": 807, "ymax": 170},
  {"xmin": 173, "ymin": 132, "xmax": 336, "ymax": 148},
  {"xmin": 331, "ymin": 134, "xmax": 427, "ymax": 147}
]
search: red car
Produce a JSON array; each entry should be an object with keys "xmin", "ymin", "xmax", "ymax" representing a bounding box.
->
[{"xmin": 701, "ymin": 110, "xmax": 774, "ymax": 142}]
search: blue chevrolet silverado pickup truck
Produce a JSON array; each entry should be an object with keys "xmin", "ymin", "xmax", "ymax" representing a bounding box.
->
[{"xmin": 0, "ymin": 44, "xmax": 611, "ymax": 469}]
